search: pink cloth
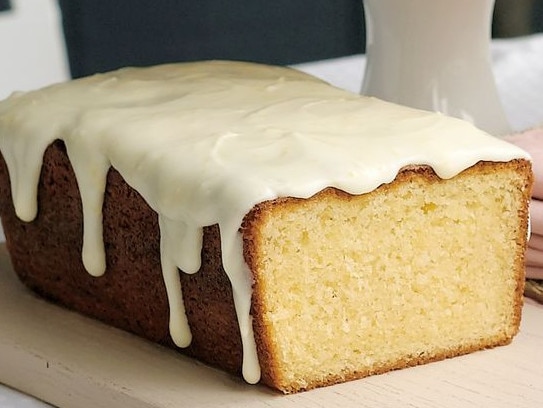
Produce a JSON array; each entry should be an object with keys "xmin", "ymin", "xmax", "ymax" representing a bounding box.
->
[{"xmin": 505, "ymin": 128, "xmax": 543, "ymax": 279}]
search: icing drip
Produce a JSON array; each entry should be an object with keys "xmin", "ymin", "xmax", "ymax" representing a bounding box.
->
[
  {"xmin": 159, "ymin": 216, "xmax": 194, "ymax": 348},
  {"xmin": 220, "ymin": 218, "xmax": 261, "ymax": 384},
  {"xmin": 0, "ymin": 61, "xmax": 530, "ymax": 384},
  {"xmin": 65, "ymin": 143, "xmax": 109, "ymax": 276}
]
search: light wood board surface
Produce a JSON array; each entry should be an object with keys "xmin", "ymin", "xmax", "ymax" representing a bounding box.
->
[{"xmin": 0, "ymin": 243, "xmax": 542, "ymax": 408}]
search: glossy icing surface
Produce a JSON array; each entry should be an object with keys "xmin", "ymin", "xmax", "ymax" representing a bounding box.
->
[{"xmin": 0, "ymin": 60, "xmax": 530, "ymax": 383}]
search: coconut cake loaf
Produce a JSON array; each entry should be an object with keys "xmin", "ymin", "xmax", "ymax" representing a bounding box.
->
[{"xmin": 0, "ymin": 61, "xmax": 534, "ymax": 393}]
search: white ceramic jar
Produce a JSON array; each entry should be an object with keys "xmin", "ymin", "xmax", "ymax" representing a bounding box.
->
[{"xmin": 361, "ymin": 0, "xmax": 510, "ymax": 136}]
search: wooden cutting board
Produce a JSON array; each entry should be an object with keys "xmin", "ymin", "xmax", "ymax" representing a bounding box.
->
[{"xmin": 0, "ymin": 243, "xmax": 542, "ymax": 408}]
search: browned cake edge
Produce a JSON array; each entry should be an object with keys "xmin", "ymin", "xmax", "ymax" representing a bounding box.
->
[{"xmin": 0, "ymin": 141, "xmax": 533, "ymax": 394}]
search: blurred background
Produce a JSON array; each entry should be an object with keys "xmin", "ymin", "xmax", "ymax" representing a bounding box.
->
[{"xmin": 1, "ymin": 0, "xmax": 543, "ymax": 99}]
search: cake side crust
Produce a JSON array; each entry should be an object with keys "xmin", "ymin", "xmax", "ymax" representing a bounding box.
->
[{"xmin": 0, "ymin": 141, "xmax": 245, "ymax": 376}]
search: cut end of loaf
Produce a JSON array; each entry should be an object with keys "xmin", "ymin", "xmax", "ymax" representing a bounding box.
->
[{"xmin": 244, "ymin": 160, "xmax": 532, "ymax": 393}]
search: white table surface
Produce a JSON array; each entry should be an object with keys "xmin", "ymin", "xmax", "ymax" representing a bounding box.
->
[{"xmin": 1, "ymin": 34, "xmax": 543, "ymax": 407}]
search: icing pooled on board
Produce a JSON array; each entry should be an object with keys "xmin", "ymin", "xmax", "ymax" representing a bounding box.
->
[{"xmin": 0, "ymin": 60, "xmax": 530, "ymax": 383}]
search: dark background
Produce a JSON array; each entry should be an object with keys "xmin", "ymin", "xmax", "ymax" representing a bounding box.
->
[
  {"xmin": 56, "ymin": 0, "xmax": 366, "ymax": 78},
  {"xmin": 2, "ymin": 0, "xmax": 542, "ymax": 78}
]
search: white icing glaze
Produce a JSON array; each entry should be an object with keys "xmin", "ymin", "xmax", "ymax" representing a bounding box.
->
[{"xmin": 0, "ymin": 60, "xmax": 530, "ymax": 384}]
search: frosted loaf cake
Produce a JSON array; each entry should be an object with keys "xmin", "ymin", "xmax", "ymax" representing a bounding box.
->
[{"xmin": 0, "ymin": 61, "xmax": 534, "ymax": 393}]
